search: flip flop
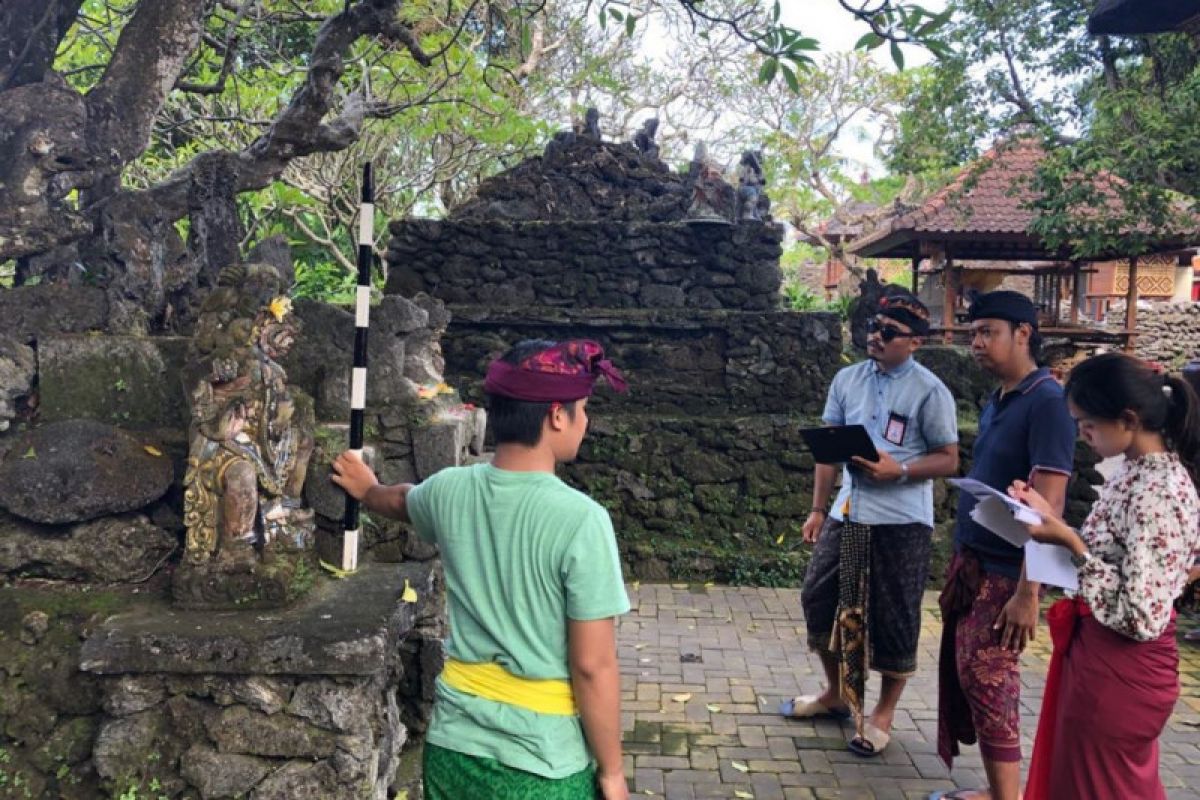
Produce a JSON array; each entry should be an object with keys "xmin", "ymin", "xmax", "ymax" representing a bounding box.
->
[
  {"xmin": 777, "ymin": 694, "xmax": 852, "ymax": 720},
  {"xmin": 927, "ymin": 790, "xmax": 987, "ymax": 800},
  {"xmin": 1184, "ymin": 628, "xmax": 1200, "ymax": 643},
  {"xmin": 847, "ymin": 722, "xmax": 891, "ymax": 757}
]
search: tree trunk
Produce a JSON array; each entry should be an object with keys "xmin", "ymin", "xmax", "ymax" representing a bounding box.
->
[{"xmin": 0, "ymin": 0, "xmax": 84, "ymax": 91}]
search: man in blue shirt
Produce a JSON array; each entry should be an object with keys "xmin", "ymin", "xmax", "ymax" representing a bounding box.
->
[
  {"xmin": 933, "ymin": 291, "xmax": 1075, "ymax": 800},
  {"xmin": 783, "ymin": 289, "xmax": 959, "ymax": 760}
]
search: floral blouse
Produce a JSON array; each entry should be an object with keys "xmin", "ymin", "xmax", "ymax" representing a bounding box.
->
[{"xmin": 1076, "ymin": 452, "xmax": 1200, "ymax": 642}]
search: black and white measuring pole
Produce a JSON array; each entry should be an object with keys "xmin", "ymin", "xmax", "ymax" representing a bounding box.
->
[{"xmin": 342, "ymin": 162, "xmax": 374, "ymax": 572}]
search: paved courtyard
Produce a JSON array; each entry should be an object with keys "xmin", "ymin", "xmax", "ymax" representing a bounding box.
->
[{"xmin": 617, "ymin": 584, "xmax": 1200, "ymax": 799}]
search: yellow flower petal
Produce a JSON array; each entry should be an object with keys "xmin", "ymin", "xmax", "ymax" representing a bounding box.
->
[
  {"xmin": 144, "ymin": 445, "xmax": 163, "ymax": 457},
  {"xmin": 401, "ymin": 579, "xmax": 418, "ymax": 603},
  {"xmin": 268, "ymin": 296, "xmax": 292, "ymax": 322},
  {"xmin": 734, "ymin": 791, "xmax": 754, "ymax": 799},
  {"xmin": 671, "ymin": 693, "xmax": 692, "ymax": 703},
  {"xmin": 706, "ymin": 704, "xmax": 722, "ymax": 713},
  {"xmin": 731, "ymin": 760, "xmax": 749, "ymax": 772}
]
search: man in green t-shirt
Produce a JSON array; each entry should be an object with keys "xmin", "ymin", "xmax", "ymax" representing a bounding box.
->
[{"xmin": 333, "ymin": 339, "xmax": 631, "ymax": 800}]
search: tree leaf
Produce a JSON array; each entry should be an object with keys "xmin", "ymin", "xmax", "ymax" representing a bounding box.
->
[
  {"xmin": 731, "ymin": 760, "xmax": 750, "ymax": 772},
  {"xmin": 625, "ymin": 14, "xmax": 636, "ymax": 37},
  {"xmin": 781, "ymin": 64, "xmax": 800, "ymax": 94},
  {"xmin": 734, "ymin": 791, "xmax": 754, "ymax": 799},
  {"xmin": 758, "ymin": 57, "xmax": 778, "ymax": 85},
  {"xmin": 854, "ymin": 31, "xmax": 885, "ymax": 50},
  {"xmin": 706, "ymin": 703, "xmax": 722, "ymax": 712},
  {"xmin": 21, "ymin": 447, "xmax": 35, "ymax": 459},
  {"xmin": 671, "ymin": 692, "xmax": 692, "ymax": 703},
  {"xmin": 890, "ymin": 40, "xmax": 905, "ymax": 70}
]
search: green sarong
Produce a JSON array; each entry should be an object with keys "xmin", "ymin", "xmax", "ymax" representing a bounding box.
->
[{"xmin": 423, "ymin": 742, "xmax": 598, "ymax": 800}]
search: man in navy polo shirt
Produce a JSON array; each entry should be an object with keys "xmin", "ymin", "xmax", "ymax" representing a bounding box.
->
[
  {"xmin": 785, "ymin": 288, "xmax": 959, "ymax": 760},
  {"xmin": 933, "ymin": 291, "xmax": 1075, "ymax": 800}
]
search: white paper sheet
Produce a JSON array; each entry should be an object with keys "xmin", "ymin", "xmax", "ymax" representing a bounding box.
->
[
  {"xmin": 949, "ymin": 478, "xmax": 1042, "ymax": 525},
  {"xmin": 968, "ymin": 497, "xmax": 1034, "ymax": 548},
  {"xmin": 1024, "ymin": 541, "xmax": 1079, "ymax": 591}
]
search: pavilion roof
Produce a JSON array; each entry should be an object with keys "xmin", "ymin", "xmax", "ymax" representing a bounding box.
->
[{"xmin": 847, "ymin": 135, "xmax": 1197, "ymax": 261}]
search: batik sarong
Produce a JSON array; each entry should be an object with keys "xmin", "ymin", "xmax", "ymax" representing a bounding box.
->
[
  {"xmin": 1025, "ymin": 598, "xmax": 1179, "ymax": 800},
  {"xmin": 829, "ymin": 519, "xmax": 872, "ymax": 733},
  {"xmin": 423, "ymin": 742, "xmax": 598, "ymax": 800},
  {"xmin": 936, "ymin": 549, "xmax": 1022, "ymax": 769},
  {"xmin": 803, "ymin": 518, "xmax": 934, "ymax": 670}
]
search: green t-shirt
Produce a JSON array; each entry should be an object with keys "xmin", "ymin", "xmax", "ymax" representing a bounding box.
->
[{"xmin": 406, "ymin": 462, "xmax": 630, "ymax": 779}]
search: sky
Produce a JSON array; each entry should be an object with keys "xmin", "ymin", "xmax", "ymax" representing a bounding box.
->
[
  {"xmin": 637, "ymin": 0, "xmax": 947, "ymax": 177},
  {"xmin": 774, "ymin": 0, "xmax": 943, "ymax": 175}
]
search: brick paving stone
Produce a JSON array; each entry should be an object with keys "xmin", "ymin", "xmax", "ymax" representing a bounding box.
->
[{"xmin": 618, "ymin": 585, "xmax": 1200, "ymax": 799}]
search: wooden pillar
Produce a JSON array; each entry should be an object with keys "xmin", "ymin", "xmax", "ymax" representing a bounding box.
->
[
  {"xmin": 1070, "ymin": 261, "xmax": 1084, "ymax": 325},
  {"xmin": 1051, "ymin": 269, "xmax": 1062, "ymax": 327},
  {"xmin": 911, "ymin": 255, "xmax": 920, "ymax": 293},
  {"xmin": 1124, "ymin": 256, "xmax": 1139, "ymax": 353},
  {"xmin": 942, "ymin": 249, "xmax": 955, "ymax": 345}
]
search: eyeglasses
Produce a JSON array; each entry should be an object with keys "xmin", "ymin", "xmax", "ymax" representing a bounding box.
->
[{"xmin": 866, "ymin": 319, "xmax": 915, "ymax": 343}]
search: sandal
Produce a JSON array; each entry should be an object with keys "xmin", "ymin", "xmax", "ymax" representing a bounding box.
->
[
  {"xmin": 777, "ymin": 694, "xmax": 851, "ymax": 720},
  {"xmin": 927, "ymin": 790, "xmax": 988, "ymax": 800},
  {"xmin": 1184, "ymin": 628, "xmax": 1200, "ymax": 643},
  {"xmin": 847, "ymin": 722, "xmax": 891, "ymax": 757}
]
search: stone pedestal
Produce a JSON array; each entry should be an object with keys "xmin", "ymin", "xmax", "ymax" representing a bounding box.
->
[{"xmin": 80, "ymin": 562, "xmax": 442, "ymax": 799}]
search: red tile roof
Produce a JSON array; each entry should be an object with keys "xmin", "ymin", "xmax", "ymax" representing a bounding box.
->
[
  {"xmin": 849, "ymin": 134, "xmax": 1197, "ymax": 260},
  {"xmin": 849, "ymin": 136, "xmax": 1049, "ymax": 256}
]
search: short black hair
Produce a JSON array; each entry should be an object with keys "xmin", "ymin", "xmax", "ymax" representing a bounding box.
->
[
  {"xmin": 485, "ymin": 339, "xmax": 577, "ymax": 446},
  {"xmin": 1006, "ymin": 321, "xmax": 1044, "ymax": 364}
]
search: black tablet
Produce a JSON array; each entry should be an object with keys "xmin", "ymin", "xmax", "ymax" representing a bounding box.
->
[{"xmin": 799, "ymin": 425, "xmax": 880, "ymax": 465}]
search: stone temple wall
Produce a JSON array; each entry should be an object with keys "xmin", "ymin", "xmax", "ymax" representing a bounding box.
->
[
  {"xmin": 384, "ymin": 134, "xmax": 842, "ymax": 583},
  {"xmin": 385, "ymin": 219, "xmax": 783, "ymax": 311},
  {"xmin": 1103, "ymin": 300, "xmax": 1200, "ymax": 367},
  {"xmin": 438, "ymin": 306, "xmax": 842, "ymax": 584},
  {"xmin": 0, "ymin": 284, "xmax": 462, "ymax": 798}
]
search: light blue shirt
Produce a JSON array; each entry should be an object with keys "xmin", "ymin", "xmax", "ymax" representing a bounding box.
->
[{"xmin": 823, "ymin": 358, "xmax": 958, "ymax": 527}]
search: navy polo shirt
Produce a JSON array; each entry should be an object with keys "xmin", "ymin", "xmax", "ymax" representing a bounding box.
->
[{"xmin": 954, "ymin": 367, "xmax": 1076, "ymax": 578}]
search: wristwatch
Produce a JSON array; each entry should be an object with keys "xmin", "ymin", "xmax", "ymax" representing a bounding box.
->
[
  {"xmin": 897, "ymin": 463, "xmax": 910, "ymax": 484},
  {"xmin": 1070, "ymin": 550, "xmax": 1093, "ymax": 569}
]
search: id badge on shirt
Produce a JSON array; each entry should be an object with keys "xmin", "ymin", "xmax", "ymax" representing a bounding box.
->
[{"xmin": 884, "ymin": 411, "xmax": 908, "ymax": 446}]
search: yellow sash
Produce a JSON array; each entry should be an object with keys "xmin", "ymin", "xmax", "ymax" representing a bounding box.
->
[{"xmin": 440, "ymin": 658, "xmax": 577, "ymax": 716}]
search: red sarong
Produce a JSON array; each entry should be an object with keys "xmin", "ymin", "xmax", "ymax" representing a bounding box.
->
[{"xmin": 1026, "ymin": 597, "xmax": 1179, "ymax": 800}]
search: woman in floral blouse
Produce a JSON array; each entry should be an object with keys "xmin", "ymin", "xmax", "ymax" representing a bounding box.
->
[{"xmin": 1008, "ymin": 352, "xmax": 1200, "ymax": 800}]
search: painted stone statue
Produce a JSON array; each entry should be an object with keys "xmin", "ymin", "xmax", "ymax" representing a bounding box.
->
[{"xmin": 174, "ymin": 263, "xmax": 317, "ymax": 608}]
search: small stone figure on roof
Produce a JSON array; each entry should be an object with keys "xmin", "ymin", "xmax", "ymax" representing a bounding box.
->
[
  {"xmin": 735, "ymin": 150, "xmax": 770, "ymax": 222},
  {"xmin": 686, "ymin": 142, "xmax": 736, "ymax": 224},
  {"xmin": 174, "ymin": 263, "xmax": 317, "ymax": 609},
  {"xmin": 633, "ymin": 117, "xmax": 660, "ymax": 159},
  {"xmin": 582, "ymin": 107, "xmax": 602, "ymax": 139}
]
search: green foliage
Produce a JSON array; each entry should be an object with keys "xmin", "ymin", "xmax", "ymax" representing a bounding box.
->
[
  {"xmin": 783, "ymin": 284, "xmax": 825, "ymax": 312},
  {"xmin": 292, "ymin": 260, "xmax": 358, "ymax": 304},
  {"xmin": 887, "ymin": 0, "xmax": 1200, "ymax": 258}
]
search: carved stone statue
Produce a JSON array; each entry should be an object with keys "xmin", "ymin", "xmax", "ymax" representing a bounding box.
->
[
  {"xmin": 174, "ymin": 263, "xmax": 317, "ymax": 608},
  {"xmin": 849, "ymin": 269, "xmax": 886, "ymax": 351},
  {"xmin": 685, "ymin": 143, "xmax": 735, "ymax": 224},
  {"xmin": 632, "ymin": 117, "xmax": 660, "ymax": 159},
  {"xmin": 582, "ymin": 107, "xmax": 602, "ymax": 139},
  {"xmin": 735, "ymin": 150, "xmax": 770, "ymax": 222}
]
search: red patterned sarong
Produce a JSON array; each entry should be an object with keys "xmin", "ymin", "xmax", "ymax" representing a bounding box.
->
[
  {"xmin": 1026, "ymin": 597, "xmax": 1178, "ymax": 800},
  {"xmin": 937, "ymin": 550, "xmax": 1022, "ymax": 769}
]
